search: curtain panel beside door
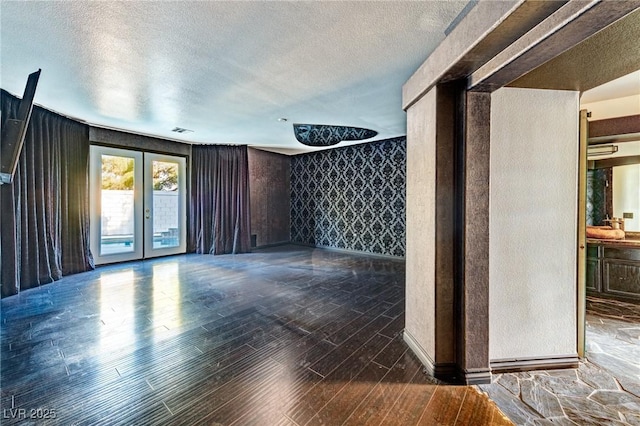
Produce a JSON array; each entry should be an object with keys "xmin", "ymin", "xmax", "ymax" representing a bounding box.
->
[
  {"xmin": 189, "ymin": 145, "xmax": 251, "ymax": 255},
  {"xmin": 1, "ymin": 90, "xmax": 94, "ymax": 297}
]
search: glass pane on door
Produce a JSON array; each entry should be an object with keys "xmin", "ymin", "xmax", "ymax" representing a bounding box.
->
[
  {"xmin": 151, "ymin": 160, "xmax": 180, "ymax": 249},
  {"xmin": 144, "ymin": 153, "xmax": 186, "ymax": 259},
  {"xmin": 90, "ymin": 146, "xmax": 143, "ymax": 265},
  {"xmin": 91, "ymin": 147, "xmax": 185, "ymax": 264},
  {"xmin": 100, "ymin": 154, "xmax": 136, "ymax": 254}
]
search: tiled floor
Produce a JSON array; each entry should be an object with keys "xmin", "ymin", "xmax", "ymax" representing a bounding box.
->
[{"xmin": 479, "ymin": 297, "xmax": 640, "ymax": 425}]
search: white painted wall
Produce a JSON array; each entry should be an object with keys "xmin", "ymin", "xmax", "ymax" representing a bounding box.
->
[
  {"xmin": 613, "ymin": 164, "xmax": 640, "ymax": 232},
  {"xmin": 404, "ymin": 87, "xmax": 437, "ymax": 363},
  {"xmin": 489, "ymin": 87, "xmax": 579, "ymax": 361},
  {"xmin": 580, "ymin": 94, "xmax": 640, "ymax": 120}
]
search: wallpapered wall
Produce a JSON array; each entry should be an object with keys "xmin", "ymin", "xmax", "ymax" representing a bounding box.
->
[{"xmin": 290, "ymin": 137, "xmax": 406, "ymax": 257}]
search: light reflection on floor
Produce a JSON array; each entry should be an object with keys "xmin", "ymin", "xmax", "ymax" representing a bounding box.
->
[
  {"xmin": 99, "ymin": 269, "xmax": 136, "ymax": 351},
  {"xmin": 152, "ymin": 262, "xmax": 182, "ymax": 341}
]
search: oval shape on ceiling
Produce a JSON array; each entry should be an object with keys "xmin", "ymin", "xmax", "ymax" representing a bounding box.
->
[{"xmin": 293, "ymin": 124, "xmax": 377, "ymax": 147}]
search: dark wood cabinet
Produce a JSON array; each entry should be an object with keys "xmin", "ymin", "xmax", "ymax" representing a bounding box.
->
[
  {"xmin": 586, "ymin": 245, "xmax": 601, "ymax": 292},
  {"xmin": 587, "ymin": 242, "xmax": 640, "ymax": 302}
]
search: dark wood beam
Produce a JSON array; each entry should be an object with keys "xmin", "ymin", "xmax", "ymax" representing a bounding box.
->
[
  {"xmin": 509, "ymin": 7, "xmax": 640, "ymax": 92},
  {"xmin": 469, "ymin": 1, "xmax": 640, "ymax": 92},
  {"xmin": 589, "ymin": 115, "xmax": 640, "ymax": 139},
  {"xmin": 589, "ymin": 155, "xmax": 640, "ymax": 169},
  {"xmin": 403, "ymin": 0, "xmax": 566, "ymax": 109}
]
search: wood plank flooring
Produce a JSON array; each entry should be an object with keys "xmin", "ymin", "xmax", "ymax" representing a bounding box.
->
[{"xmin": 1, "ymin": 245, "xmax": 511, "ymax": 425}]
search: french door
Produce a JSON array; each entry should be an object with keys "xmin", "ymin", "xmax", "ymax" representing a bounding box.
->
[{"xmin": 89, "ymin": 146, "xmax": 187, "ymax": 265}]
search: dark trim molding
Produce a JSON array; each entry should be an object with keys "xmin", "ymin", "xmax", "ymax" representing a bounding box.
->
[
  {"xmin": 434, "ymin": 363, "xmax": 458, "ymax": 382},
  {"xmin": 404, "ymin": 331, "xmax": 485, "ymax": 384},
  {"xmin": 588, "ymin": 133, "xmax": 640, "ymax": 145},
  {"xmin": 403, "ymin": 1, "xmax": 564, "ymax": 109},
  {"xmin": 469, "ymin": 1, "xmax": 639, "ymax": 91},
  {"xmin": 403, "ymin": 331, "xmax": 458, "ymax": 383},
  {"xmin": 252, "ymin": 241, "xmax": 291, "ymax": 250},
  {"xmin": 490, "ymin": 355, "xmax": 579, "ymax": 373},
  {"xmin": 457, "ymin": 367, "xmax": 492, "ymax": 385},
  {"xmin": 509, "ymin": 8, "xmax": 640, "ymax": 93},
  {"xmin": 589, "ymin": 114, "xmax": 640, "ymax": 139},
  {"xmin": 589, "ymin": 155, "xmax": 640, "ymax": 170},
  {"xmin": 90, "ymin": 126, "xmax": 192, "ymax": 157}
]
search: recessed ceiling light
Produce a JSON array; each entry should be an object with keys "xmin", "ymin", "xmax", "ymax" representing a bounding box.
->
[
  {"xmin": 277, "ymin": 118, "xmax": 288, "ymax": 122},
  {"xmin": 172, "ymin": 127, "xmax": 193, "ymax": 133}
]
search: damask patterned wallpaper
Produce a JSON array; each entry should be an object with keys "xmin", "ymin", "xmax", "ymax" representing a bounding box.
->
[{"xmin": 290, "ymin": 137, "xmax": 406, "ymax": 257}]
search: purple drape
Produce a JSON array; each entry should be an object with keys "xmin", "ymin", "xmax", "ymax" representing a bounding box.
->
[
  {"xmin": 1, "ymin": 90, "xmax": 94, "ymax": 297},
  {"xmin": 189, "ymin": 145, "xmax": 251, "ymax": 255}
]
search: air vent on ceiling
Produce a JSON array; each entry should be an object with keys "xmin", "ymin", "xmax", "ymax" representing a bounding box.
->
[{"xmin": 171, "ymin": 127, "xmax": 193, "ymax": 134}]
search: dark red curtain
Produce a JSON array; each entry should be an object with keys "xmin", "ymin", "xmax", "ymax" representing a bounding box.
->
[
  {"xmin": 1, "ymin": 90, "xmax": 94, "ymax": 297},
  {"xmin": 189, "ymin": 145, "xmax": 251, "ymax": 255}
]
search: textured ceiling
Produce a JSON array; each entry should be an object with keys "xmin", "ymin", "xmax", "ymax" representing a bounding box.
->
[{"xmin": 0, "ymin": 1, "xmax": 470, "ymax": 154}]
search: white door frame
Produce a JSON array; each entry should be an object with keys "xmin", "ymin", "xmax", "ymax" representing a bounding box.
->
[
  {"xmin": 90, "ymin": 146, "xmax": 187, "ymax": 265},
  {"xmin": 90, "ymin": 146, "xmax": 144, "ymax": 265},
  {"xmin": 143, "ymin": 152, "xmax": 187, "ymax": 259},
  {"xmin": 577, "ymin": 109, "xmax": 588, "ymax": 358}
]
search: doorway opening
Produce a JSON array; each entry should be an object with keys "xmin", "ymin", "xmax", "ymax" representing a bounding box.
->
[{"xmin": 579, "ymin": 72, "xmax": 640, "ymax": 385}]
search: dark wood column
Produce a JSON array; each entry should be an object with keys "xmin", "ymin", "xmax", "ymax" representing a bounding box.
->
[
  {"xmin": 432, "ymin": 83, "xmax": 459, "ymax": 379},
  {"xmin": 455, "ymin": 89, "xmax": 491, "ymax": 384},
  {"xmin": 429, "ymin": 82, "xmax": 492, "ymax": 385}
]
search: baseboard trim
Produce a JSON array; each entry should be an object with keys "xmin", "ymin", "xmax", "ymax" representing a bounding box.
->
[
  {"xmin": 290, "ymin": 242, "xmax": 405, "ymax": 261},
  {"xmin": 253, "ymin": 241, "xmax": 291, "ymax": 250},
  {"xmin": 403, "ymin": 330, "xmax": 435, "ymax": 376},
  {"xmin": 403, "ymin": 331, "xmax": 458, "ymax": 382},
  {"xmin": 434, "ymin": 362, "xmax": 458, "ymax": 381},
  {"xmin": 289, "ymin": 241, "xmax": 315, "ymax": 248},
  {"xmin": 457, "ymin": 367, "xmax": 492, "ymax": 385},
  {"xmin": 490, "ymin": 354, "xmax": 579, "ymax": 373}
]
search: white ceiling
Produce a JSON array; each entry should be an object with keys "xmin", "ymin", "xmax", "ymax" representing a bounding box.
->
[
  {"xmin": 583, "ymin": 70, "xmax": 640, "ymax": 160},
  {"xmin": 1, "ymin": 1, "xmax": 471, "ymax": 154},
  {"xmin": 581, "ymin": 70, "xmax": 640, "ymax": 104}
]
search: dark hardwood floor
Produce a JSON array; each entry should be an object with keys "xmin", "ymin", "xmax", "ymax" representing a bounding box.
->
[{"xmin": 1, "ymin": 245, "xmax": 511, "ymax": 425}]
